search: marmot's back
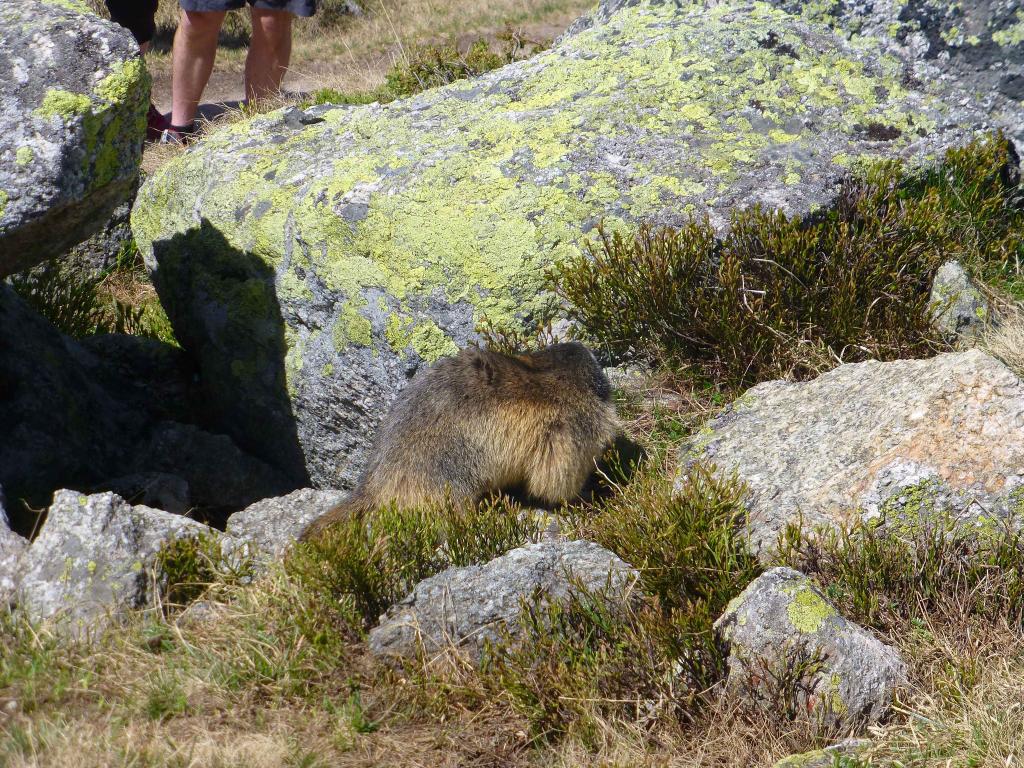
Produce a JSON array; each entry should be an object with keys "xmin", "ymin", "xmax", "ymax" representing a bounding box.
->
[{"xmin": 301, "ymin": 342, "xmax": 620, "ymax": 540}]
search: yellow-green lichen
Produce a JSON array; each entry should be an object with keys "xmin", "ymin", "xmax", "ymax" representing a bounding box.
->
[
  {"xmin": 0, "ymin": 190, "xmax": 7, "ymax": 218},
  {"xmin": 35, "ymin": 89, "xmax": 92, "ymax": 120},
  {"xmin": 993, "ymin": 11, "xmax": 1024, "ymax": 47},
  {"xmin": 15, "ymin": 146, "xmax": 33, "ymax": 166},
  {"xmin": 785, "ymin": 585, "xmax": 835, "ymax": 633},
  {"xmin": 333, "ymin": 302, "xmax": 373, "ymax": 349}
]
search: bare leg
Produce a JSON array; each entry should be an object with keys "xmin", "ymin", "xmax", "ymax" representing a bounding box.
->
[
  {"xmin": 246, "ymin": 8, "xmax": 293, "ymax": 104},
  {"xmin": 170, "ymin": 9, "xmax": 226, "ymax": 126}
]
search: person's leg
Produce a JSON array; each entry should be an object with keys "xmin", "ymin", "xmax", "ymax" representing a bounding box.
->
[
  {"xmin": 171, "ymin": 9, "xmax": 227, "ymax": 128},
  {"xmin": 245, "ymin": 7, "xmax": 293, "ymax": 104}
]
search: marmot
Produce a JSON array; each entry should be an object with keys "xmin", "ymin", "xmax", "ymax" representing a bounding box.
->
[{"xmin": 301, "ymin": 342, "xmax": 621, "ymax": 540}]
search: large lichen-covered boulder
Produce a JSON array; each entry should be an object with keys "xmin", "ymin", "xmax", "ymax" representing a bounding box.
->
[
  {"xmin": 368, "ymin": 540, "xmax": 637, "ymax": 660},
  {"xmin": 715, "ymin": 568, "xmax": 906, "ymax": 731},
  {"xmin": 17, "ymin": 490, "xmax": 212, "ymax": 635},
  {"xmin": 0, "ymin": 0, "xmax": 149, "ymax": 277},
  {"xmin": 679, "ymin": 351, "xmax": 1024, "ymax": 557},
  {"xmin": 133, "ymin": 0, "xmax": 986, "ymax": 488},
  {"xmin": 576, "ymin": 1, "xmax": 1024, "ymax": 145}
]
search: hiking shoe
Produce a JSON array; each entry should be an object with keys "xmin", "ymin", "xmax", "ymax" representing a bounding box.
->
[
  {"xmin": 145, "ymin": 104, "xmax": 171, "ymax": 143},
  {"xmin": 159, "ymin": 122, "xmax": 199, "ymax": 146}
]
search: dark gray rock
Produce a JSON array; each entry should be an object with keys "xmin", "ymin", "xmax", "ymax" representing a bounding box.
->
[
  {"xmin": 368, "ymin": 540, "xmax": 637, "ymax": 660},
  {"xmin": 0, "ymin": 285, "xmax": 293, "ymax": 532},
  {"xmin": 134, "ymin": 1, "xmax": 988, "ymax": 489},
  {"xmin": 679, "ymin": 351, "xmax": 1024, "ymax": 557},
  {"xmin": 17, "ymin": 490, "xmax": 212, "ymax": 635},
  {"xmin": 0, "ymin": 0, "xmax": 149, "ymax": 278},
  {"xmin": 132, "ymin": 422, "xmax": 292, "ymax": 511},
  {"xmin": 101, "ymin": 472, "xmax": 191, "ymax": 515},
  {"xmin": 0, "ymin": 285, "xmax": 154, "ymax": 531},
  {"xmin": 224, "ymin": 487, "xmax": 349, "ymax": 561},
  {"xmin": 929, "ymin": 260, "xmax": 991, "ymax": 343},
  {"xmin": 715, "ymin": 568, "xmax": 906, "ymax": 731}
]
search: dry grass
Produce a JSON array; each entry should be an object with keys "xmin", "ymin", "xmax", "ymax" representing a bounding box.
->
[
  {"xmin": 861, "ymin": 620, "xmax": 1024, "ymax": 766},
  {"xmin": 981, "ymin": 311, "xmax": 1024, "ymax": 379}
]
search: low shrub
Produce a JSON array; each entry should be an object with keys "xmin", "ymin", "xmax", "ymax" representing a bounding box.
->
[
  {"xmin": 486, "ymin": 463, "xmax": 761, "ymax": 739},
  {"xmin": 777, "ymin": 512, "xmax": 1024, "ymax": 633},
  {"xmin": 554, "ymin": 134, "xmax": 1024, "ymax": 390}
]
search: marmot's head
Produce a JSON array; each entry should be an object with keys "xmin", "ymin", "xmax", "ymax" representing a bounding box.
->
[{"xmin": 517, "ymin": 342, "xmax": 612, "ymax": 403}]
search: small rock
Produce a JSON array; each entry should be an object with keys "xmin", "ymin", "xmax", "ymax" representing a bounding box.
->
[
  {"xmin": 772, "ymin": 738, "xmax": 870, "ymax": 767},
  {"xmin": 0, "ymin": 486, "xmax": 28, "ymax": 601},
  {"xmin": 368, "ymin": 540, "xmax": 638, "ymax": 660},
  {"xmin": 715, "ymin": 568, "xmax": 906, "ymax": 731},
  {"xmin": 100, "ymin": 472, "xmax": 192, "ymax": 515},
  {"xmin": 929, "ymin": 260, "xmax": 990, "ymax": 344},
  {"xmin": 17, "ymin": 490, "xmax": 213, "ymax": 636},
  {"xmin": 224, "ymin": 488, "xmax": 349, "ymax": 562}
]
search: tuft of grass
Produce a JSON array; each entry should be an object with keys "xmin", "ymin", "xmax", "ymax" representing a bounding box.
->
[
  {"xmin": 156, "ymin": 532, "xmax": 253, "ymax": 610},
  {"xmin": 554, "ymin": 134, "xmax": 1024, "ymax": 391},
  {"xmin": 286, "ymin": 496, "xmax": 542, "ymax": 637}
]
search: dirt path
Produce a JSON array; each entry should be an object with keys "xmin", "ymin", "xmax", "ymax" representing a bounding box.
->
[{"xmin": 146, "ymin": 17, "xmax": 579, "ymax": 117}]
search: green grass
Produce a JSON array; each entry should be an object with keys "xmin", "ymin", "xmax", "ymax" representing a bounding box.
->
[
  {"xmin": 480, "ymin": 462, "xmax": 762, "ymax": 741},
  {"xmin": 554, "ymin": 133, "xmax": 1024, "ymax": 391},
  {"xmin": 8, "ymin": 242, "xmax": 178, "ymax": 345}
]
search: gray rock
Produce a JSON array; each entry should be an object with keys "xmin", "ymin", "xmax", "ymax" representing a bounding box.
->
[
  {"xmin": 65, "ymin": 198, "xmax": 136, "ymax": 277},
  {"xmin": 765, "ymin": 0, "xmax": 1024, "ymax": 149},
  {"xmin": 929, "ymin": 260, "xmax": 990, "ymax": 343},
  {"xmin": 715, "ymin": 568, "xmax": 906, "ymax": 731},
  {"xmin": 368, "ymin": 540, "xmax": 637, "ymax": 660},
  {"xmin": 679, "ymin": 350, "xmax": 1024, "ymax": 557},
  {"xmin": 17, "ymin": 490, "xmax": 212, "ymax": 635},
  {"xmin": 0, "ymin": 486, "xmax": 28, "ymax": 601},
  {"xmin": 0, "ymin": 0, "xmax": 149, "ymax": 277},
  {"xmin": 577, "ymin": 1, "xmax": 1024, "ymax": 147},
  {"xmin": 224, "ymin": 487, "xmax": 349, "ymax": 561},
  {"xmin": 133, "ymin": 1, "xmax": 988, "ymax": 490}
]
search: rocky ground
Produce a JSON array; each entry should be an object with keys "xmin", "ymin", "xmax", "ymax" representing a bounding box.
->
[{"xmin": 4, "ymin": 0, "xmax": 1024, "ymax": 766}]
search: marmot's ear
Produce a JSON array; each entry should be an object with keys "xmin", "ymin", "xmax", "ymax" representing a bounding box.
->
[{"xmin": 470, "ymin": 348, "xmax": 499, "ymax": 386}]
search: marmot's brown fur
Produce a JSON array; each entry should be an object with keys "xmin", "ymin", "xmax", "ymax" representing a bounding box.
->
[{"xmin": 301, "ymin": 342, "xmax": 620, "ymax": 540}]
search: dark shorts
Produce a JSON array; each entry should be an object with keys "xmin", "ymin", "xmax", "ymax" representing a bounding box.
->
[
  {"xmin": 179, "ymin": 0, "xmax": 317, "ymax": 16},
  {"xmin": 105, "ymin": 0, "xmax": 160, "ymax": 45}
]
